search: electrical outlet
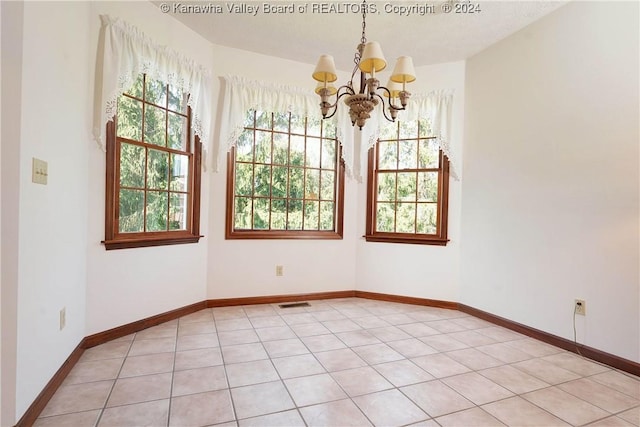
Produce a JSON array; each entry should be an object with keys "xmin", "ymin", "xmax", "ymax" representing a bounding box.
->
[
  {"xmin": 575, "ymin": 299, "xmax": 586, "ymax": 316},
  {"xmin": 276, "ymin": 265, "xmax": 284, "ymax": 276},
  {"xmin": 59, "ymin": 307, "xmax": 66, "ymax": 330}
]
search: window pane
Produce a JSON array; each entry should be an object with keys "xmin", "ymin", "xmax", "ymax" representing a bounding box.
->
[
  {"xmin": 305, "ymin": 138, "xmax": 321, "ymax": 168},
  {"xmin": 147, "ymin": 149, "xmax": 169, "ymax": 190},
  {"xmin": 304, "ymin": 201, "xmax": 319, "ymax": 230},
  {"xmin": 272, "ymin": 166, "xmax": 288, "ymax": 198},
  {"xmin": 273, "ymin": 112, "xmax": 289, "ymax": 132},
  {"xmin": 234, "ymin": 197, "xmax": 252, "ymax": 229},
  {"xmin": 418, "ymin": 138, "xmax": 439, "ymax": 169},
  {"xmin": 396, "ymin": 202, "xmax": 416, "ymax": 233},
  {"xmin": 377, "ymin": 172, "xmax": 396, "ymax": 202},
  {"xmin": 235, "ymin": 163, "xmax": 253, "ymax": 196},
  {"xmin": 320, "ymin": 170, "xmax": 335, "ymax": 201},
  {"xmin": 321, "ymin": 139, "xmax": 336, "ymax": 169},
  {"xmin": 305, "ymin": 169, "xmax": 320, "ymax": 200},
  {"xmin": 307, "ymin": 116, "xmax": 322, "ymax": 137},
  {"xmin": 144, "ymin": 104, "xmax": 167, "ymax": 146},
  {"xmin": 146, "ymin": 191, "xmax": 168, "ymax": 232},
  {"xmin": 417, "ymin": 172, "xmax": 438, "ymax": 202},
  {"xmin": 145, "ymin": 78, "xmax": 167, "ymax": 107},
  {"xmin": 253, "ymin": 198, "xmax": 269, "ymax": 229},
  {"xmin": 254, "ymin": 165, "xmax": 271, "ymax": 197},
  {"xmin": 320, "ymin": 201, "xmax": 334, "ymax": 231},
  {"xmin": 287, "ymin": 199, "xmax": 303, "ymax": 230},
  {"xmin": 125, "ymin": 74, "xmax": 143, "ymax": 98},
  {"xmin": 271, "ymin": 199, "xmax": 287, "ymax": 230},
  {"xmin": 170, "ymin": 154, "xmax": 189, "ymax": 192},
  {"xmin": 399, "ymin": 120, "xmax": 418, "ymax": 139},
  {"xmin": 236, "ymin": 130, "xmax": 254, "ymax": 162},
  {"xmin": 290, "ymin": 114, "xmax": 305, "ymax": 135},
  {"xmin": 169, "ymin": 193, "xmax": 187, "ymax": 230},
  {"xmin": 273, "ymin": 133, "xmax": 288, "ymax": 165},
  {"xmin": 289, "ymin": 167, "xmax": 304, "ymax": 199},
  {"xmin": 255, "ymin": 131, "xmax": 272, "ymax": 163},
  {"xmin": 256, "ymin": 111, "xmax": 271, "ymax": 129},
  {"xmin": 119, "ymin": 189, "xmax": 144, "ymax": 233},
  {"xmin": 119, "ymin": 143, "xmax": 145, "ymax": 188},
  {"xmin": 418, "ymin": 118, "xmax": 431, "ymax": 138},
  {"xmin": 398, "ymin": 140, "xmax": 417, "ymax": 169},
  {"xmin": 168, "ymin": 85, "xmax": 187, "ymax": 113},
  {"xmin": 168, "ymin": 112, "xmax": 187, "ymax": 150},
  {"xmin": 116, "ymin": 97, "xmax": 142, "ymax": 141},
  {"xmin": 244, "ymin": 110, "xmax": 255, "ymax": 128},
  {"xmin": 376, "ymin": 202, "xmax": 395, "ymax": 232},
  {"xmin": 379, "ymin": 122, "xmax": 397, "ymax": 140},
  {"xmin": 323, "ymin": 119, "xmax": 336, "ymax": 139},
  {"xmin": 417, "ymin": 203, "xmax": 437, "ymax": 234},
  {"xmin": 290, "ymin": 136, "xmax": 305, "ymax": 166},
  {"xmin": 378, "ymin": 140, "xmax": 397, "ymax": 170},
  {"xmin": 397, "ymin": 172, "xmax": 417, "ymax": 201}
]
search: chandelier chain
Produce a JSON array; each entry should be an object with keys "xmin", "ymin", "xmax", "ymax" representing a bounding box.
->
[{"xmin": 360, "ymin": 0, "xmax": 367, "ymax": 45}]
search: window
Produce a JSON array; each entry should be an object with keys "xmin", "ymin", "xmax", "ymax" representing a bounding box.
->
[
  {"xmin": 103, "ymin": 74, "xmax": 202, "ymax": 250},
  {"xmin": 226, "ymin": 110, "xmax": 344, "ymax": 239},
  {"xmin": 365, "ymin": 119, "xmax": 450, "ymax": 245}
]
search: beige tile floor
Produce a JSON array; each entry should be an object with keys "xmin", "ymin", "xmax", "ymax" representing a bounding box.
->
[{"xmin": 35, "ymin": 298, "xmax": 640, "ymax": 427}]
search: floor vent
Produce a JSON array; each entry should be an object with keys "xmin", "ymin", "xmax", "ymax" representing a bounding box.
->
[{"xmin": 279, "ymin": 302, "xmax": 310, "ymax": 309}]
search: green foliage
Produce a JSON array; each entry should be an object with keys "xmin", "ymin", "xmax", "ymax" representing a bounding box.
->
[
  {"xmin": 232, "ymin": 110, "xmax": 339, "ymax": 231},
  {"xmin": 374, "ymin": 119, "xmax": 441, "ymax": 235},
  {"xmin": 117, "ymin": 74, "xmax": 190, "ymax": 234}
]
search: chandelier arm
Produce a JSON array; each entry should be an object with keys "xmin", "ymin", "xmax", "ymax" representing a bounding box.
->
[
  {"xmin": 319, "ymin": 86, "xmax": 356, "ymax": 119},
  {"xmin": 372, "ymin": 92, "xmax": 399, "ymax": 122},
  {"xmin": 377, "ymin": 86, "xmax": 405, "ymax": 111}
]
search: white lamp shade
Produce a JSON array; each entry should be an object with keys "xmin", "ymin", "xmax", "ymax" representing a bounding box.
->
[
  {"xmin": 315, "ymin": 82, "xmax": 337, "ymax": 95},
  {"xmin": 312, "ymin": 55, "xmax": 338, "ymax": 83},
  {"xmin": 390, "ymin": 56, "xmax": 416, "ymax": 83},
  {"xmin": 359, "ymin": 41, "xmax": 387, "ymax": 74},
  {"xmin": 383, "ymin": 79, "xmax": 403, "ymax": 98}
]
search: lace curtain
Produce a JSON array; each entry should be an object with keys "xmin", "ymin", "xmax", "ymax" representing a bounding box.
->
[
  {"xmin": 217, "ymin": 76, "xmax": 355, "ymax": 176},
  {"xmin": 93, "ymin": 15, "xmax": 212, "ymax": 153},
  {"xmin": 219, "ymin": 77, "xmax": 456, "ymax": 181}
]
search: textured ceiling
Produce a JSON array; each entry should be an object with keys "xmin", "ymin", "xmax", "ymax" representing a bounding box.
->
[{"xmin": 154, "ymin": 0, "xmax": 567, "ymax": 70}]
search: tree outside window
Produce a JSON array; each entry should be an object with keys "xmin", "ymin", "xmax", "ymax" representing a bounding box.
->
[
  {"xmin": 104, "ymin": 74, "xmax": 202, "ymax": 250},
  {"xmin": 365, "ymin": 119, "xmax": 450, "ymax": 245},
  {"xmin": 226, "ymin": 110, "xmax": 344, "ymax": 239}
]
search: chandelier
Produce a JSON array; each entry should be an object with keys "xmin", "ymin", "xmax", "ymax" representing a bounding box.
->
[{"xmin": 312, "ymin": 1, "xmax": 416, "ymax": 129}]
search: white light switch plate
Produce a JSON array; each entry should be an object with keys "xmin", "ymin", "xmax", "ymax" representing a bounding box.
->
[{"xmin": 32, "ymin": 158, "xmax": 48, "ymax": 185}]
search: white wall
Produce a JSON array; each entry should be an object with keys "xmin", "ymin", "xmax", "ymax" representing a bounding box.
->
[
  {"xmin": 13, "ymin": 1, "xmax": 91, "ymax": 418},
  {"xmin": 85, "ymin": 1, "xmax": 213, "ymax": 335},
  {"xmin": 206, "ymin": 47, "xmax": 359, "ymax": 299},
  {"xmin": 1, "ymin": 1, "xmax": 22, "ymax": 424},
  {"xmin": 355, "ymin": 61, "xmax": 465, "ymax": 302},
  {"xmin": 461, "ymin": 1, "xmax": 639, "ymax": 362}
]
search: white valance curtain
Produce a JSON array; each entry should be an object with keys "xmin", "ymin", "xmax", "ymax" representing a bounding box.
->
[
  {"xmin": 93, "ymin": 15, "xmax": 212, "ymax": 152},
  {"xmin": 219, "ymin": 77, "xmax": 456, "ymax": 181},
  {"xmin": 217, "ymin": 76, "xmax": 355, "ymax": 176}
]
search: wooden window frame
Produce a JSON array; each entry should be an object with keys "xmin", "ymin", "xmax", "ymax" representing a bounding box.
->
[
  {"xmin": 225, "ymin": 112, "xmax": 345, "ymax": 240},
  {"xmin": 365, "ymin": 133, "xmax": 450, "ymax": 246},
  {"xmin": 103, "ymin": 77, "xmax": 202, "ymax": 250}
]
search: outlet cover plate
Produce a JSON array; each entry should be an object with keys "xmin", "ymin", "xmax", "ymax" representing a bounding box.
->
[{"xmin": 575, "ymin": 299, "xmax": 586, "ymax": 316}]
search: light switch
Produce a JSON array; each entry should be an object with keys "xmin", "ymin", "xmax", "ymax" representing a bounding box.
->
[{"xmin": 32, "ymin": 158, "xmax": 48, "ymax": 185}]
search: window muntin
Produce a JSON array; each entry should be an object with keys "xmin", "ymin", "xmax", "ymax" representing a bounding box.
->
[
  {"xmin": 366, "ymin": 119, "xmax": 449, "ymax": 245},
  {"xmin": 226, "ymin": 110, "xmax": 344, "ymax": 239},
  {"xmin": 104, "ymin": 74, "xmax": 202, "ymax": 250}
]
